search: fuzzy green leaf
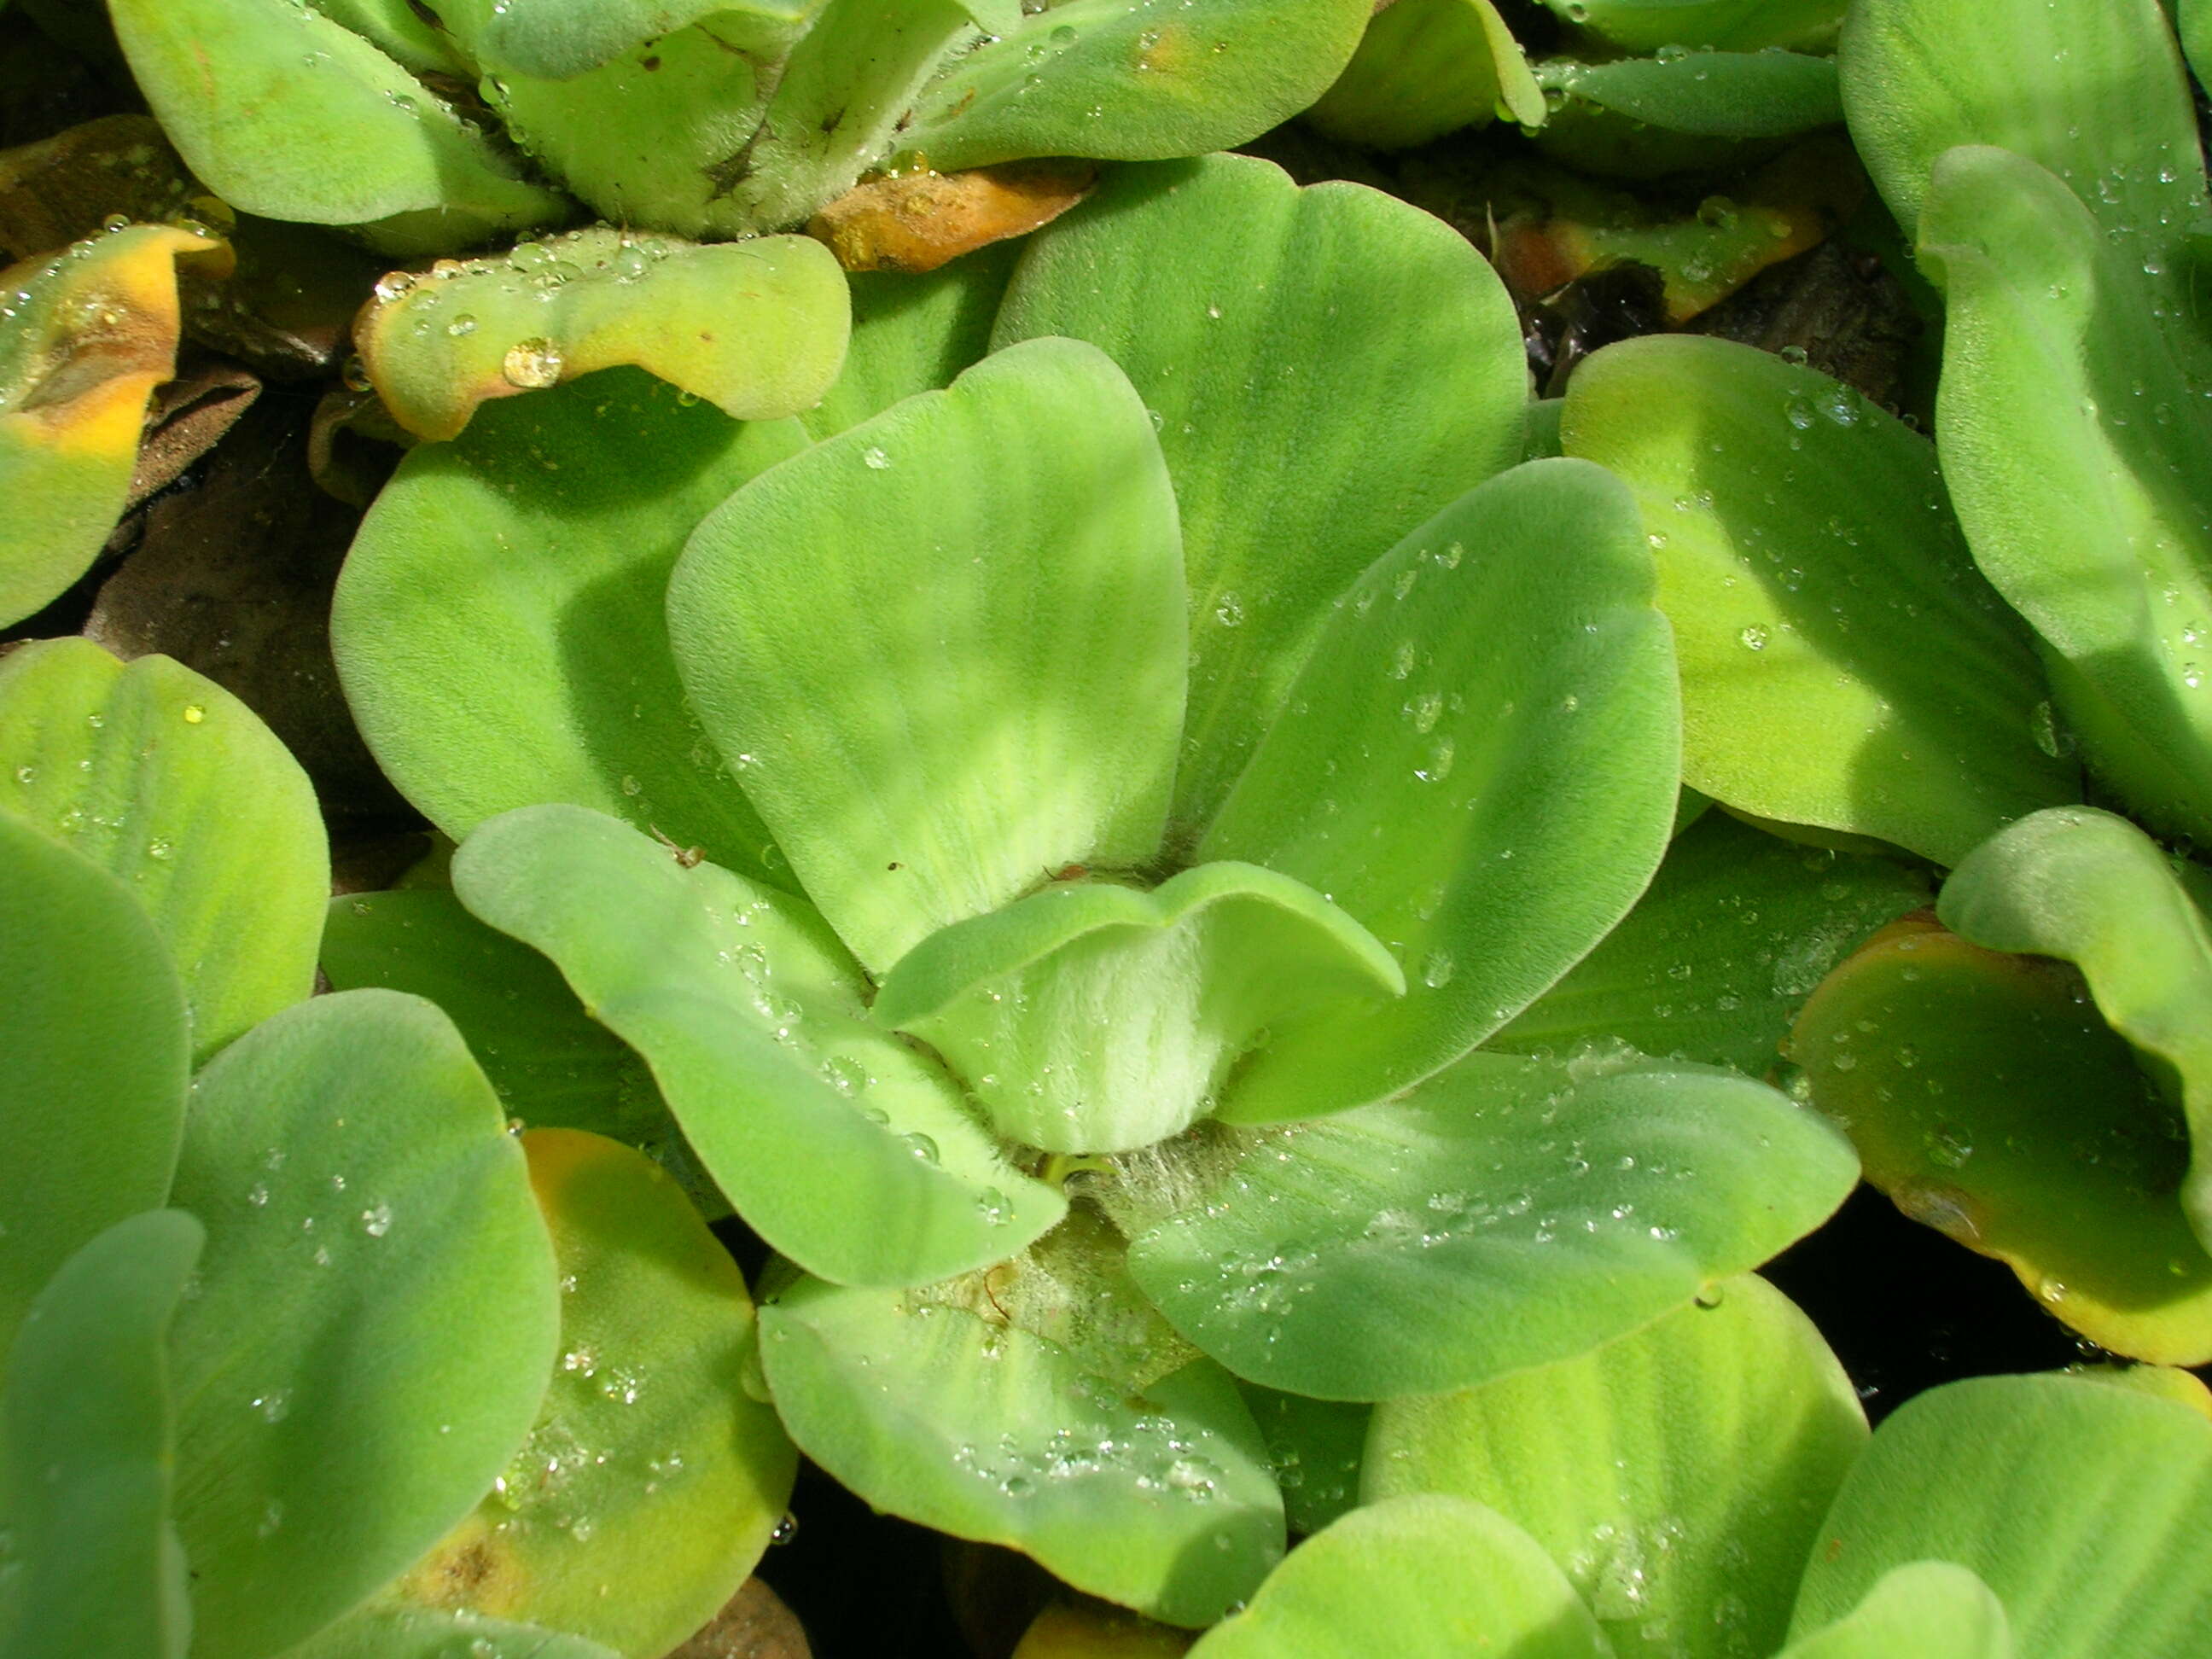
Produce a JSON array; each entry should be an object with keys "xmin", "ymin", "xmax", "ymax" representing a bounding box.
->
[
  {"xmin": 1306, "ymin": 0, "xmax": 1544, "ymax": 148},
  {"xmin": 801, "ymin": 242, "xmax": 1020, "ymax": 440},
  {"xmin": 1126, "ymin": 1051, "xmax": 1857, "ymax": 1399},
  {"xmin": 1540, "ymin": 0, "xmax": 1844, "ymax": 50},
  {"xmin": 289, "ymin": 1607, "xmax": 620, "ymax": 1659},
  {"xmin": 995, "ymin": 154, "xmax": 1528, "ymax": 832},
  {"xmin": 1546, "ymin": 51, "xmax": 1842, "ymax": 140},
  {"xmin": 469, "ymin": 0, "xmax": 812, "ymax": 78},
  {"xmin": 1778, "ymin": 1564, "xmax": 2012, "ymax": 1659},
  {"xmin": 334, "ymin": 374, "xmax": 806, "ymax": 888},
  {"xmin": 168, "ymin": 991, "xmax": 559, "ymax": 1659},
  {"xmin": 1366, "ymin": 1275, "xmax": 1866, "ymax": 1659},
  {"xmin": 1201, "ymin": 459, "xmax": 1678, "ymax": 1126},
  {"xmin": 1562, "ymin": 335, "xmax": 2075, "ymax": 865},
  {"xmin": 452, "ymin": 805, "xmax": 1064, "ymax": 1287},
  {"xmin": 668, "ymin": 337, "xmax": 1185, "ymax": 974}
]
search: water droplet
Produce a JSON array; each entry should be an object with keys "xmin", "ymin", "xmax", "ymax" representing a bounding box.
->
[
  {"xmin": 862, "ymin": 446, "xmax": 891, "ymax": 469},
  {"xmin": 1419, "ymin": 950, "xmax": 1455, "ymax": 989},
  {"xmin": 501, "ymin": 336, "xmax": 563, "ymax": 388},
  {"xmin": 360, "ymin": 1202, "xmax": 393, "ymax": 1237},
  {"xmin": 1214, "ymin": 591, "xmax": 1244, "ymax": 628},
  {"xmin": 1738, "ymin": 625, "xmax": 1769, "ymax": 651},
  {"xmin": 446, "ymin": 313, "xmax": 477, "ymax": 337},
  {"xmin": 771, "ymin": 1511, "xmax": 800, "ymax": 1545},
  {"xmin": 902, "ymin": 1132, "xmax": 940, "ymax": 1164},
  {"xmin": 181, "ymin": 705, "xmax": 205, "ymax": 724}
]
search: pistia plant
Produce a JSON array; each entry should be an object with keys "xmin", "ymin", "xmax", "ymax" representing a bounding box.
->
[{"xmin": 326, "ymin": 154, "xmax": 1870, "ymax": 1624}]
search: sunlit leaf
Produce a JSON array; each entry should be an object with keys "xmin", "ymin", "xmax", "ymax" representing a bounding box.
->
[
  {"xmin": 1305, "ymin": 0, "xmax": 1544, "ymax": 149},
  {"xmin": 1776, "ymin": 1563, "xmax": 2011, "ymax": 1659}
]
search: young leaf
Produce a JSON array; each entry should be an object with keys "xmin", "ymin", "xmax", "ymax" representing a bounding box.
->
[
  {"xmin": 1791, "ymin": 917, "xmax": 2212, "ymax": 1365},
  {"xmin": 167, "ymin": 990, "xmax": 560, "ymax": 1659},
  {"xmin": 1776, "ymin": 1563, "xmax": 2011, "ymax": 1659},
  {"xmin": 1237, "ymin": 1387, "xmax": 1368, "ymax": 1538},
  {"xmin": 1937, "ymin": 808, "xmax": 2212, "ymax": 1249},
  {"xmin": 1201, "ymin": 459, "xmax": 1678, "ymax": 1126},
  {"xmin": 668, "ymin": 337, "xmax": 1185, "ymax": 974},
  {"xmin": 1305, "ymin": 0, "xmax": 1545, "ymax": 150},
  {"xmin": 1185, "ymin": 1495, "xmax": 1612, "ymax": 1659},
  {"xmin": 0, "ymin": 1210, "xmax": 201, "ymax": 1659},
  {"xmin": 109, "ymin": 0, "xmax": 568, "ymax": 251},
  {"xmin": 994, "ymin": 154, "xmax": 1527, "ymax": 833},
  {"xmin": 1367, "ymin": 1275, "xmax": 1867, "ymax": 1659},
  {"xmin": 0, "ymin": 818, "xmax": 187, "ymax": 1356},
  {"xmin": 452, "ymin": 805, "xmax": 1065, "ymax": 1287},
  {"xmin": 1125, "ymin": 1051, "xmax": 1857, "ymax": 1399},
  {"xmin": 1539, "ymin": 0, "xmax": 1846, "ymax": 51},
  {"xmin": 0, "ymin": 223, "xmax": 230, "ymax": 626},
  {"xmin": 1546, "ymin": 51, "xmax": 1842, "ymax": 140},
  {"xmin": 1492, "ymin": 812, "xmax": 1928, "ymax": 1079},
  {"xmin": 1561, "ymin": 335, "xmax": 2075, "ymax": 865},
  {"xmin": 334, "ymin": 374, "xmax": 807, "ymax": 886},
  {"xmin": 353, "ymin": 229, "xmax": 849, "ymax": 442},
  {"xmin": 876, "ymin": 862, "xmax": 1403, "ymax": 1154},
  {"xmin": 1789, "ymin": 1374, "xmax": 2212, "ymax": 1657},
  {"xmin": 758, "ymin": 1274, "xmax": 1284, "ymax": 1627},
  {"xmin": 383, "ymin": 1132, "xmax": 796, "ymax": 1657},
  {"xmin": 0, "ymin": 639, "xmax": 326, "ymax": 1064}
]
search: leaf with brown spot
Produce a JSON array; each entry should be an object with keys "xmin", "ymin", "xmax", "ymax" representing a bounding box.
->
[
  {"xmin": 809, "ymin": 160, "xmax": 1097, "ymax": 274},
  {"xmin": 0, "ymin": 220, "xmax": 230, "ymax": 626},
  {"xmin": 0, "ymin": 115, "xmax": 199, "ymax": 267}
]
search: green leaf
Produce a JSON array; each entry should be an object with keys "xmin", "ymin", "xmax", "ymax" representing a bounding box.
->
[
  {"xmin": 1912, "ymin": 143, "xmax": 2212, "ymax": 843},
  {"xmin": 109, "ymin": 0, "xmax": 568, "ymax": 251},
  {"xmin": 1789, "ymin": 1373, "xmax": 2212, "ymax": 1658},
  {"xmin": 994, "ymin": 154, "xmax": 1527, "ymax": 833},
  {"xmin": 333, "ymin": 373, "xmax": 807, "ymax": 887},
  {"xmin": 451, "ymin": 805, "xmax": 1065, "ymax": 1287},
  {"xmin": 801, "ymin": 240, "xmax": 1020, "ymax": 440},
  {"xmin": 1493, "ymin": 812, "xmax": 1928, "ymax": 1079},
  {"xmin": 1366, "ymin": 1275, "xmax": 1866, "ymax": 1659},
  {"xmin": 1124, "ymin": 1051, "xmax": 1857, "ymax": 1399},
  {"xmin": 668, "ymin": 336, "xmax": 1185, "ymax": 974},
  {"xmin": 353, "ymin": 228, "xmax": 849, "ymax": 442},
  {"xmin": 876, "ymin": 861, "xmax": 1403, "ymax": 1154},
  {"xmin": 468, "ymin": 0, "xmax": 810, "ymax": 78},
  {"xmin": 1305, "ymin": 0, "xmax": 1545, "ymax": 149},
  {"xmin": 1939, "ymin": 807, "xmax": 2212, "ymax": 1249},
  {"xmin": 1543, "ymin": 51, "xmax": 1842, "ymax": 140},
  {"xmin": 382, "ymin": 1131, "xmax": 795, "ymax": 1656},
  {"xmin": 0, "ymin": 224, "xmax": 230, "ymax": 627},
  {"xmin": 1841, "ymin": 0, "xmax": 2204, "ymax": 256},
  {"xmin": 1777, "ymin": 1563, "xmax": 2011, "ymax": 1659},
  {"xmin": 1539, "ymin": 0, "xmax": 1846, "ymax": 51},
  {"xmin": 0, "ymin": 1210, "xmax": 201, "ymax": 1659},
  {"xmin": 168, "ymin": 990, "xmax": 559, "ymax": 1659},
  {"xmin": 289, "ymin": 1606, "xmax": 620, "ymax": 1659},
  {"xmin": 1200, "ymin": 459, "xmax": 1678, "ymax": 1126},
  {"xmin": 1790, "ymin": 916, "xmax": 2212, "ymax": 1364},
  {"xmin": 907, "ymin": 0, "xmax": 1371, "ymax": 174},
  {"xmin": 1237, "ymin": 1386, "xmax": 1367, "ymax": 1538},
  {"xmin": 309, "ymin": 0, "xmax": 474, "ymax": 74},
  {"xmin": 1561, "ymin": 335, "xmax": 2075, "ymax": 866},
  {"xmin": 758, "ymin": 1272, "xmax": 1284, "ymax": 1627},
  {"xmin": 0, "ymin": 638, "xmax": 326, "ymax": 1064},
  {"xmin": 1185, "ymin": 1495, "xmax": 1612, "ymax": 1659},
  {"xmin": 320, "ymin": 888, "xmax": 670, "ymax": 1150},
  {"xmin": 0, "ymin": 818, "xmax": 187, "ymax": 1356}
]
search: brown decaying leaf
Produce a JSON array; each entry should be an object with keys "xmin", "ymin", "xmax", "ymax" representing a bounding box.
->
[
  {"xmin": 667, "ymin": 1577, "xmax": 812, "ymax": 1659},
  {"xmin": 0, "ymin": 114, "xmax": 198, "ymax": 265},
  {"xmin": 809, "ymin": 160, "xmax": 1098, "ymax": 275},
  {"xmin": 125, "ymin": 351, "xmax": 259, "ymax": 508}
]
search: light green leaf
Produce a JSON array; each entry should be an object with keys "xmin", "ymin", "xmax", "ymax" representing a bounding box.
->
[
  {"xmin": 1306, "ymin": 0, "xmax": 1545, "ymax": 149},
  {"xmin": 0, "ymin": 1210, "xmax": 201, "ymax": 1659},
  {"xmin": 110, "ymin": 0, "xmax": 568, "ymax": 251},
  {"xmin": 320, "ymin": 888, "xmax": 670, "ymax": 1150},
  {"xmin": 0, "ymin": 224, "xmax": 230, "ymax": 628},
  {"xmin": 2184, "ymin": 0, "xmax": 2212, "ymax": 89},
  {"xmin": 1539, "ymin": 0, "xmax": 1845, "ymax": 50},
  {"xmin": 1201, "ymin": 459, "xmax": 1678, "ymax": 1126},
  {"xmin": 468, "ymin": 0, "xmax": 812, "ymax": 78},
  {"xmin": 168, "ymin": 990, "xmax": 559, "ymax": 1659},
  {"xmin": 1561, "ymin": 335, "xmax": 2075, "ymax": 865},
  {"xmin": 668, "ymin": 336, "xmax": 1185, "ymax": 974},
  {"xmin": 1841, "ymin": 0, "xmax": 2204, "ymax": 255},
  {"xmin": 354, "ymin": 228, "xmax": 849, "ymax": 442},
  {"xmin": 1186, "ymin": 1495, "xmax": 1613, "ymax": 1659},
  {"xmin": 1493, "ymin": 812, "xmax": 1928, "ymax": 1079},
  {"xmin": 1237, "ymin": 1386, "xmax": 1367, "ymax": 1538},
  {"xmin": 0, "ymin": 638, "xmax": 326, "ymax": 1064},
  {"xmin": 290, "ymin": 1606, "xmax": 620, "ymax": 1659},
  {"xmin": 759, "ymin": 1272, "xmax": 1283, "ymax": 1627},
  {"xmin": 1778, "ymin": 1563, "xmax": 2011, "ymax": 1659},
  {"xmin": 1912, "ymin": 143, "xmax": 2212, "ymax": 843},
  {"xmin": 907, "ymin": 0, "xmax": 1371, "ymax": 174},
  {"xmin": 1790, "ymin": 916, "xmax": 2212, "ymax": 1365},
  {"xmin": 382, "ymin": 1131, "xmax": 795, "ymax": 1656},
  {"xmin": 1124, "ymin": 1051, "xmax": 1857, "ymax": 1399},
  {"xmin": 876, "ymin": 861, "xmax": 1402, "ymax": 1155},
  {"xmin": 801, "ymin": 240, "xmax": 1020, "ymax": 440},
  {"xmin": 1366, "ymin": 1275, "xmax": 1866, "ymax": 1659},
  {"xmin": 994, "ymin": 154, "xmax": 1527, "ymax": 833},
  {"xmin": 333, "ymin": 373, "xmax": 806, "ymax": 887},
  {"xmin": 309, "ymin": 0, "xmax": 474, "ymax": 74},
  {"xmin": 0, "ymin": 818, "xmax": 187, "ymax": 1356},
  {"xmin": 1939, "ymin": 807, "xmax": 2212, "ymax": 1249},
  {"xmin": 452, "ymin": 805, "xmax": 1064, "ymax": 1286},
  {"xmin": 1789, "ymin": 1373, "xmax": 2212, "ymax": 1657},
  {"xmin": 1543, "ymin": 51, "xmax": 1842, "ymax": 140}
]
